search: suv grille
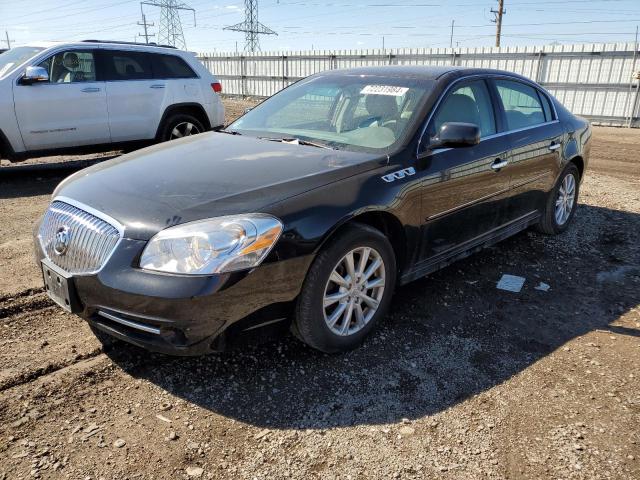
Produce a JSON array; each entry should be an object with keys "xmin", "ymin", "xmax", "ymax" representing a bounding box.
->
[{"xmin": 38, "ymin": 201, "xmax": 121, "ymax": 274}]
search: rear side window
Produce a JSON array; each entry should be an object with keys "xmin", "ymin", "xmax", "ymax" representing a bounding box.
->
[
  {"xmin": 152, "ymin": 54, "xmax": 197, "ymax": 79},
  {"xmin": 495, "ymin": 79, "xmax": 546, "ymax": 130},
  {"xmin": 101, "ymin": 51, "xmax": 153, "ymax": 81}
]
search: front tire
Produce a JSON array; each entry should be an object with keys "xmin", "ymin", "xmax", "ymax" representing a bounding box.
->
[
  {"xmin": 294, "ymin": 223, "xmax": 396, "ymax": 353},
  {"xmin": 159, "ymin": 114, "xmax": 205, "ymax": 142},
  {"xmin": 536, "ymin": 163, "xmax": 580, "ymax": 235}
]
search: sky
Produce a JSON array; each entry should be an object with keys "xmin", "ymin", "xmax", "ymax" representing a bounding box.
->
[{"xmin": 1, "ymin": 0, "xmax": 640, "ymax": 54}]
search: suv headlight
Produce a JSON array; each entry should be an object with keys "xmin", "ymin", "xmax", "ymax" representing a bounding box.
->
[{"xmin": 139, "ymin": 214, "xmax": 283, "ymax": 275}]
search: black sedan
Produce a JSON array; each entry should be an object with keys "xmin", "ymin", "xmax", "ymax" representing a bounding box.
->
[{"xmin": 34, "ymin": 66, "xmax": 591, "ymax": 355}]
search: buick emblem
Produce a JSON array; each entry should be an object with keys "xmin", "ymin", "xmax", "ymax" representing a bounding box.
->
[{"xmin": 53, "ymin": 226, "xmax": 71, "ymax": 256}]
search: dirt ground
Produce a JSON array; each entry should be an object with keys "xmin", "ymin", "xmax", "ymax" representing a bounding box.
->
[{"xmin": 0, "ymin": 100, "xmax": 639, "ymax": 479}]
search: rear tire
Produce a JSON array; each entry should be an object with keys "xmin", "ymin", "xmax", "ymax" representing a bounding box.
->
[
  {"xmin": 536, "ymin": 163, "xmax": 580, "ymax": 235},
  {"xmin": 294, "ymin": 223, "xmax": 396, "ymax": 353},
  {"xmin": 159, "ymin": 114, "xmax": 205, "ymax": 142}
]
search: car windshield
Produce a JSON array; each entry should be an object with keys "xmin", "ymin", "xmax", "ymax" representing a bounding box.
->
[
  {"xmin": 229, "ymin": 75, "xmax": 435, "ymax": 153},
  {"xmin": 0, "ymin": 46, "xmax": 45, "ymax": 77}
]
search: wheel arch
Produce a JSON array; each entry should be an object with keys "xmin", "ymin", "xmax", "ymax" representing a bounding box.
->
[
  {"xmin": 0, "ymin": 129, "xmax": 13, "ymax": 159},
  {"xmin": 155, "ymin": 103, "xmax": 212, "ymax": 139},
  {"xmin": 315, "ymin": 210, "xmax": 407, "ymax": 275},
  {"xmin": 568, "ymin": 155, "xmax": 584, "ymax": 179}
]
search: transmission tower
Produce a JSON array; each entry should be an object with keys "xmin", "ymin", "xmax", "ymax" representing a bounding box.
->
[
  {"xmin": 141, "ymin": 1, "xmax": 196, "ymax": 50},
  {"xmin": 224, "ymin": 0, "xmax": 277, "ymax": 53}
]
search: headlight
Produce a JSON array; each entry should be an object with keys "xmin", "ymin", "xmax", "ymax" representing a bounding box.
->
[{"xmin": 139, "ymin": 214, "xmax": 283, "ymax": 275}]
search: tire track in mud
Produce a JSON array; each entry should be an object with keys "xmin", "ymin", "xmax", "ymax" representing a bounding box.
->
[
  {"xmin": 0, "ymin": 287, "xmax": 109, "ymax": 392},
  {"xmin": 0, "ymin": 286, "xmax": 170, "ymax": 393},
  {"xmin": 0, "ymin": 287, "xmax": 50, "ymax": 320},
  {"xmin": 0, "ymin": 347, "xmax": 105, "ymax": 392}
]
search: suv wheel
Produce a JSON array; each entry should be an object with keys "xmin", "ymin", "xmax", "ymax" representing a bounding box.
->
[
  {"xmin": 294, "ymin": 223, "xmax": 396, "ymax": 353},
  {"xmin": 160, "ymin": 114, "xmax": 205, "ymax": 142},
  {"xmin": 536, "ymin": 163, "xmax": 580, "ymax": 235}
]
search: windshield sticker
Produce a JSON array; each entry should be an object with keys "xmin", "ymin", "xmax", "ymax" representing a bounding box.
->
[{"xmin": 361, "ymin": 85, "xmax": 409, "ymax": 96}]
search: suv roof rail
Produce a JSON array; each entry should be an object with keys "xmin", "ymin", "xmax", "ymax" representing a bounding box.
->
[{"xmin": 81, "ymin": 40, "xmax": 178, "ymax": 49}]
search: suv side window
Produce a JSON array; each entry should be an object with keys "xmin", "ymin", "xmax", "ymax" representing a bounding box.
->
[
  {"xmin": 152, "ymin": 54, "xmax": 197, "ymax": 79},
  {"xmin": 431, "ymin": 80, "xmax": 496, "ymax": 138},
  {"xmin": 38, "ymin": 50, "xmax": 96, "ymax": 83},
  {"xmin": 494, "ymin": 79, "xmax": 547, "ymax": 130},
  {"xmin": 100, "ymin": 50, "xmax": 153, "ymax": 81}
]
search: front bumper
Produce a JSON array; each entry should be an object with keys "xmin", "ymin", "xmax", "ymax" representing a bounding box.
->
[{"xmin": 35, "ymin": 236, "xmax": 312, "ymax": 355}]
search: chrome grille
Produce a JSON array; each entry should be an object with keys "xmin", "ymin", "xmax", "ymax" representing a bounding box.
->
[{"xmin": 38, "ymin": 201, "xmax": 121, "ymax": 274}]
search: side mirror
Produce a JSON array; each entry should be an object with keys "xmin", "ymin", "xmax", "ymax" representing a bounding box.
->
[
  {"xmin": 430, "ymin": 122, "xmax": 480, "ymax": 149},
  {"xmin": 20, "ymin": 66, "xmax": 49, "ymax": 85}
]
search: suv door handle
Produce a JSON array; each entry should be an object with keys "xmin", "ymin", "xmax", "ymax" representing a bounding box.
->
[
  {"xmin": 150, "ymin": 84, "xmax": 165, "ymax": 89},
  {"xmin": 81, "ymin": 87, "xmax": 101, "ymax": 93},
  {"xmin": 548, "ymin": 142, "xmax": 561, "ymax": 151},
  {"xmin": 491, "ymin": 158, "xmax": 509, "ymax": 171}
]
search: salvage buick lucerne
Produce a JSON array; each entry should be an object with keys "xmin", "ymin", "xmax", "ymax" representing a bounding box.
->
[{"xmin": 34, "ymin": 66, "xmax": 591, "ymax": 355}]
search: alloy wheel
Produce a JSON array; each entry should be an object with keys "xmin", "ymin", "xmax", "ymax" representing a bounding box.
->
[
  {"xmin": 555, "ymin": 173, "xmax": 576, "ymax": 225},
  {"xmin": 323, "ymin": 246, "xmax": 386, "ymax": 336},
  {"xmin": 170, "ymin": 122, "xmax": 200, "ymax": 140}
]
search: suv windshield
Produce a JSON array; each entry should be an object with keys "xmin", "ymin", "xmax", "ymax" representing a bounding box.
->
[
  {"xmin": 229, "ymin": 75, "xmax": 434, "ymax": 153},
  {"xmin": 0, "ymin": 46, "xmax": 45, "ymax": 77}
]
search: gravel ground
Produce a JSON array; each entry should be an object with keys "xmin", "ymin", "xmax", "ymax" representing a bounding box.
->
[{"xmin": 0, "ymin": 101, "xmax": 638, "ymax": 479}]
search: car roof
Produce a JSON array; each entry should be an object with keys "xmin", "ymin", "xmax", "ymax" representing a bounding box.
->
[
  {"xmin": 319, "ymin": 65, "xmax": 533, "ymax": 82},
  {"xmin": 13, "ymin": 40, "xmax": 186, "ymax": 54}
]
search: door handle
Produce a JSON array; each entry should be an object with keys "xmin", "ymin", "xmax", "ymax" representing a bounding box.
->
[
  {"xmin": 150, "ymin": 84, "xmax": 165, "ymax": 89},
  {"xmin": 81, "ymin": 87, "xmax": 101, "ymax": 93},
  {"xmin": 548, "ymin": 142, "xmax": 561, "ymax": 151},
  {"xmin": 491, "ymin": 158, "xmax": 509, "ymax": 171}
]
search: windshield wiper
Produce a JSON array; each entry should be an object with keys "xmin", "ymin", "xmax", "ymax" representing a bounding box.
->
[
  {"xmin": 258, "ymin": 136, "xmax": 336, "ymax": 150},
  {"xmin": 220, "ymin": 129, "xmax": 242, "ymax": 135}
]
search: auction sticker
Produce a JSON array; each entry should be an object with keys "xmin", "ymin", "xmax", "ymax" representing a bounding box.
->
[{"xmin": 361, "ymin": 85, "xmax": 409, "ymax": 96}]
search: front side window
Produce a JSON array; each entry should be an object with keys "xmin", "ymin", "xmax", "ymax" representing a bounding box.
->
[
  {"xmin": 431, "ymin": 80, "xmax": 496, "ymax": 138},
  {"xmin": 495, "ymin": 79, "xmax": 546, "ymax": 130},
  {"xmin": 229, "ymin": 76, "xmax": 434, "ymax": 153},
  {"xmin": 38, "ymin": 50, "xmax": 96, "ymax": 83},
  {"xmin": 101, "ymin": 51, "xmax": 153, "ymax": 81}
]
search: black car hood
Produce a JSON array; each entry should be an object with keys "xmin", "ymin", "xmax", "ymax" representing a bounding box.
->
[{"xmin": 56, "ymin": 133, "xmax": 384, "ymax": 239}]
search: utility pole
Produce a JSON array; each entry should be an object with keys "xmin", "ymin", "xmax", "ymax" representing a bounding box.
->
[
  {"xmin": 491, "ymin": 0, "xmax": 506, "ymax": 48},
  {"xmin": 137, "ymin": 13, "xmax": 155, "ymax": 44},
  {"xmin": 450, "ymin": 20, "xmax": 455, "ymax": 48},
  {"xmin": 382, "ymin": 36, "xmax": 385, "ymax": 50},
  {"xmin": 224, "ymin": 0, "xmax": 277, "ymax": 53},
  {"xmin": 4, "ymin": 31, "xmax": 15, "ymax": 49},
  {"xmin": 141, "ymin": 1, "xmax": 196, "ymax": 50}
]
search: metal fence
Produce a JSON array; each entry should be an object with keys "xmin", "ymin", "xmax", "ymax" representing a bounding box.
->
[{"xmin": 199, "ymin": 42, "xmax": 640, "ymax": 127}]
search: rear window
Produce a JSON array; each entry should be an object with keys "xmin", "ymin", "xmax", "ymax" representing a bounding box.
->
[
  {"xmin": 152, "ymin": 54, "xmax": 197, "ymax": 79},
  {"xmin": 101, "ymin": 51, "xmax": 153, "ymax": 81}
]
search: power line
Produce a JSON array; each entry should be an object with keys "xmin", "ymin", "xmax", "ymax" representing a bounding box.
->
[{"xmin": 3, "ymin": 0, "xmax": 134, "ymax": 26}]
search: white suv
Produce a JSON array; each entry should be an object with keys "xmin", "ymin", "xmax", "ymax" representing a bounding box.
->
[{"xmin": 0, "ymin": 40, "xmax": 225, "ymax": 162}]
